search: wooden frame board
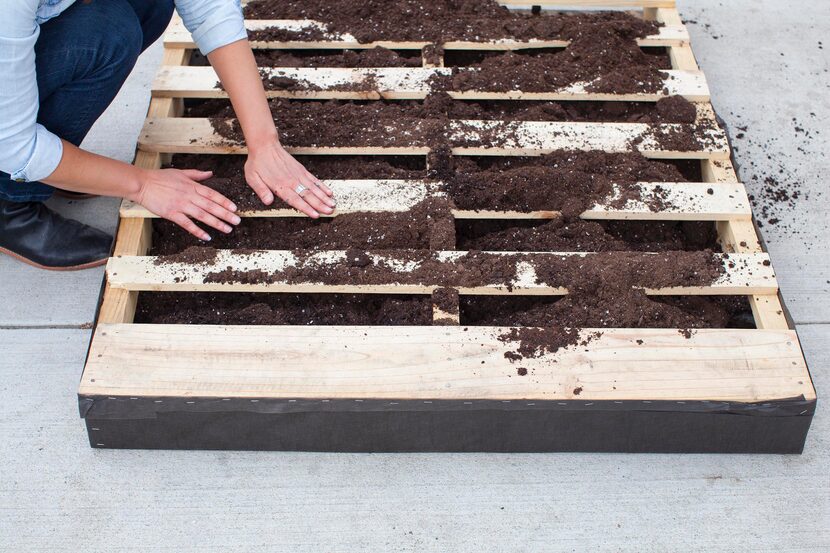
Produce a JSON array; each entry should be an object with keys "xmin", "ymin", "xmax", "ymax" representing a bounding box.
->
[{"xmin": 153, "ymin": 66, "xmax": 710, "ymax": 102}]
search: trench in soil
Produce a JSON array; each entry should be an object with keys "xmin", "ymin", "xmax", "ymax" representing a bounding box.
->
[
  {"xmin": 141, "ymin": 146, "xmax": 743, "ymax": 327},
  {"xmin": 134, "ymin": 292, "xmax": 754, "ymax": 329}
]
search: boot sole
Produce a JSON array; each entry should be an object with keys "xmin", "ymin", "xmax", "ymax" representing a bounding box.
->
[{"xmin": 0, "ymin": 246, "xmax": 109, "ymax": 271}]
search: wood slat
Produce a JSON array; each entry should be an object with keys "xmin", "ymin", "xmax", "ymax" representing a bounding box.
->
[
  {"xmin": 96, "ymin": 49, "xmax": 191, "ymax": 326},
  {"xmin": 79, "ymin": 323, "xmax": 813, "ymax": 403},
  {"xmin": 120, "ymin": 180, "xmax": 751, "ymax": 221},
  {"xmin": 138, "ymin": 117, "xmax": 729, "ymax": 159},
  {"xmin": 153, "ymin": 66, "xmax": 708, "ymax": 102},
  {"xmin": 106, "ymin": 250, "xmax": 776, "ymax": 295},
  {"xmin": 165, "ymin": 18, "xmax": 688, "ymax": 50},
  {"xmin": 701, "ymin": 158, "xmax": 790, "ymax": 330}
]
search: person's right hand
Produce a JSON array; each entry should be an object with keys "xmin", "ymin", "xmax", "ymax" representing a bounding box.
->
[{"xmin": 130, "ymin": 168, "xmax": 241, "ymax": 241}]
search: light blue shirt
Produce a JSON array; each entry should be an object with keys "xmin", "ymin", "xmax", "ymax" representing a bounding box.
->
[{"xmin": 0, "ymin": 0, "xmax": 246, "ymax": 183}]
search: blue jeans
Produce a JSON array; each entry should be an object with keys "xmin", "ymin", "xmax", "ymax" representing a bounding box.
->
[{"xmin": 0, "ymin": 0, "xmax": 174, "ymax": 202}]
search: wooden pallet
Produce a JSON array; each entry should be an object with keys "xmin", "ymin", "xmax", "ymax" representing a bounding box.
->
[{"xmin": 78, "ymin": 1, "xmax": 816, "ymax": 453}]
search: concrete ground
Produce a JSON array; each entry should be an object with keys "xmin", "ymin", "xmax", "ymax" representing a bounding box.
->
[{"xmin": 1, "ymin": 1, "xmax": 828, "ymax": 551}]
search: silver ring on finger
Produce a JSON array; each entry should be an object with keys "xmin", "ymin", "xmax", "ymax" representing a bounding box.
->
[{"xmin": 295, "ymin": 183, "xmax": 309, "ymax": 196}]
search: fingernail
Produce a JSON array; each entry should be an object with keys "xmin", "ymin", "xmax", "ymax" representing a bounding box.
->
[
  {"xmin": 203, "ymin": 234, "xmax": 211, "ymax": 241},
  {"xmin": 265, "ymin": 194, "xmax": 274, "ymax": 205},
  {"xmin": 311, "ymin": 211, "xmax": 319, "ymax": 218},
  {"xmin": 232, "ymin": 215, "xmax": 241, "ymax": 225},
  {"xmin": 224, "ymin": 226, "xmax": 232, "ymax": 233},
  {"xmin": 229, "ymin": 203, "xmax": 238, "ymax": 212}
]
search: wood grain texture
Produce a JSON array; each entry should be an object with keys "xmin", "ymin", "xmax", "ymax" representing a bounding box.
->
[
  {"xmin": 154, "ymin": 66, "xmax": 709, "ymax": 102},
  {"xmin": 702, "ymin": 159, "xmax": 789, "ymax": 330},
  {"xmin": 79, "ymin": 323, "xmax": 812, "ymax": 402},
  {"xmin": 138, "ymin": 117, "xmax": 730, "ymax": 159}
]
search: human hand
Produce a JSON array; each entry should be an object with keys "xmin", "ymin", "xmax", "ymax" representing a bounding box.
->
[
  {"xmin": 244, "ymin": 140, "xmax": 335, "ymax": 218},
  {"xmin": 130, "ymin": 168, "xmax": 240, "ymax": 241}
]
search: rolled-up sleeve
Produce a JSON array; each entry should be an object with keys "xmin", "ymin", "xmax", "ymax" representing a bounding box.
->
[
  {"xmin": 175, "ymin": 0, "xmax": 247, "ymax": 56},
  {"xmin": 0, "ymin": 1, "xmax": 65, "ymax": 183}
]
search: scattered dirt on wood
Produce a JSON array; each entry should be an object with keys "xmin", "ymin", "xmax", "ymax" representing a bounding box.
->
[
  {"xmin": 498, "ymin": 327, "xmax": 597, "ymax": 359},
  {"xmin": 153, "ymin": 246, "xmax": 218, "ymax": 266},
  {"xmin": 196, "ymin": 249, "xmax": 725, "ymax": 297}
]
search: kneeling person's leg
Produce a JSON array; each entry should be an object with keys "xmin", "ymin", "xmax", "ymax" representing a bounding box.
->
[
  {"xmin": 124, "ymin": 0, "xmax": 176, "ymax": 52},
  {"xmin": 0, "ymin": 0, "xmax": 150, "ymax": 268}
]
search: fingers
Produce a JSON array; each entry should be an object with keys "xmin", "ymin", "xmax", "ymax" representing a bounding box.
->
[
  {"xmin": 185, "ymin": 204, "xmax": 233, "ymax": 234},
  {"xmin": 282, "ymin": 190, "xmax": 320, "ymax": 219},
  {"xmin": 315, "ymin": 179, "xmax": 334, "ymax": 197},
  {"xmin": 172, "ymin": 214, "xmax": 211, "ymax": 242},
  {"xmin": 300, "ymin": 188, "xmax": 334, "ymax": 215},
  {"xmin": 307, "ymin": 172, "xmax": 334, "ymax": 197},
  {"xmin": 294, "ymin": 171, "xmax": 334, "ymax": 210},
  {"xmin": 195, "ymin": 196, "xmax": 241, "ymax": 227},
  {"xmin": 248, "ymin": 173, "xmax": 275, "ymax": 205},
  {"xmin": 283, "ymin": 151, "xmax": 331, "ymax": 197},
  {"xmin": 181, "ymin": 169, "xmax": 213, "ymax": 182},
  {"xmin": 307, "ymin": 181, "xmax": 336, "ymax": 209},
  {"xmin": 196, "ymin": 184, "xmax": 238, "ymax": 212}
]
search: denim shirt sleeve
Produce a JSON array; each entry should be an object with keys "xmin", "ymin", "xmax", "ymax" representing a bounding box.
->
[
  {"xmin": 175, "ymin": 0, "xmax": 247, "ymax": 56},
  {"xmin": 0, "ymin": 0, "xmax": 64, "ymax": 183}
]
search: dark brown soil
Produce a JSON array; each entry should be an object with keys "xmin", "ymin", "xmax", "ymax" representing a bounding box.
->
[
  {"xmin": 149, "ymin": 199, "xmax": 454, "ymax": 253},
  {"xmin": 135, "ymin": 292, "xmax": 432, "ymax": 325},
  {"xmin": 443, "ymin": 41, "xmax": 669, "ymax": 94},
  {"xmin": 254, "ymin": 47, "xmax": 422, "ymax": 68},
  {"xmin": 457, "ymin": 219, "xmax": 718, "ymax": 252},
  {"xmin": 244, "ymin": 0, "xmax": 659, "ymax": 45},
  {"xmin": 445, "ymin": 150, "xmax": 686, "ymax": 214},
  {"xmin": 188, "ymin": 96, "xmax": 696, "ymax": 125},
  {"xmin": 493, "ymin": 292, "xmax": 754, "ymax": 359},
  {"xmin": 153, "ymin": 245, "xmax": 219, "ymax": 266},
  {"xmin": 433, "ymin": 287, "xmax": 460, "ymax": 314},
  {"xmin": 463, "ymin": 295, "xmax": 752, "ymax": 328}
]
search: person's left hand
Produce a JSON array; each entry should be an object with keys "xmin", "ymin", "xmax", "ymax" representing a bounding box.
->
[{"xmin": 244, "ymin": 140, "xmax": 335, "ymax": 218}]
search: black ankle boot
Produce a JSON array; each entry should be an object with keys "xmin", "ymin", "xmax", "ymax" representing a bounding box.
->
[{"xmin": 0, "ymin": 199, "xmax": 112, "ymax": 270}]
